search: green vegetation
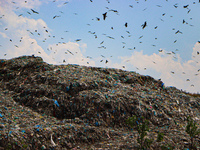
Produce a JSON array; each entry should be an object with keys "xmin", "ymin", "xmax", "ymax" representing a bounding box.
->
[
  {"xmin": 126, "ymin": 115, "xmax": 200, "ymax": 150},
  {"xmin": 185, "ymin": 116, "xmax": 200, "ymax": 150},
  {"xmin": 126, "ymin": 115, "xmax": 153, "ymax": 150}
]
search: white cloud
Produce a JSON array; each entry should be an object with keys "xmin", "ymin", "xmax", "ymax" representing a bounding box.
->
[
  {"xmin": 110, "ymin": 46, "xmax": 200, "ymax": 93},
  {"xmin": 0, "ymin": 0, "xmax": 42, "ymax": 10},
  {"xmin": 48, "ymin": 42, "xmax": 96, "ymax": 66},
  {"xmin": 55, "ymin": 0, "xmax": 70, "ymax": 7},
  {"xmin": 0, "ymin": 0, "xmax": 53, "ymax": 63},
  {"xmin": 0, "ymin": 0, "xmax": 91, "ymax": 67},
  {"xmin": 0, "ymin": 32, "xmax": 9, "ymax": 38}
]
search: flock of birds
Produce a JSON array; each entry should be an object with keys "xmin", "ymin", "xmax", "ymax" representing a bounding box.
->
[{"xmin": 1, "ymin": 0, "xmax": 200, "ymax": 89}]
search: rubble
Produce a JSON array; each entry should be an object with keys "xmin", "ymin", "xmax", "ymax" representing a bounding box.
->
[{"xmin": 0, "ymin": 55, "xmax": 200, "ymax": 149}]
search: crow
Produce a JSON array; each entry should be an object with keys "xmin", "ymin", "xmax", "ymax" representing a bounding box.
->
[
  {"xmin": 142, "ymin": 21, "xmax": 147, "ymax": 29},
  {"xmin": 103, "ymin": 12, "xmax": 107, "ymax": 20},
  {"xmin": 31, "ymin": 9, "xmax": 39, "ymax": 14}
]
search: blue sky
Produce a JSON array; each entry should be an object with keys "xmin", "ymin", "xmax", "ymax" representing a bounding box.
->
[{"xmin": 0, "ymin": 0, "xmax": 200, "ymax": 93}]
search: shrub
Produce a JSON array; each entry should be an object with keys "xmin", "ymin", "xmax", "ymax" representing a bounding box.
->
[
  {"xmin": 126, "ymin": 116, "xmax": 153, "ymax": 150},
  {"xmin": 185, "ymin": 116, "xmax": 200, "ymax": 150}
]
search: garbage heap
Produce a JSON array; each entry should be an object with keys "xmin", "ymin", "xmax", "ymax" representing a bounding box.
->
[{"xmin": 0, "ymin": 55, "xmax": 200, "ymax": 149}]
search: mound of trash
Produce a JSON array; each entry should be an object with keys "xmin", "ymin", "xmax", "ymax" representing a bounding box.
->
[{"xmin": 0, "ymin": 55, "xmax": 200, "ymax": 149}]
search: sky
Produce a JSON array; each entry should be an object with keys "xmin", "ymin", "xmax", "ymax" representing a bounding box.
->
[{"xmin": 0, "ymin": 0, "xmax": 200, "ymax": 93}]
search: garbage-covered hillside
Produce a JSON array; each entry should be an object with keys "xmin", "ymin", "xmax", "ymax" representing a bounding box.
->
[{"xmin": 0, "ymin": 55, "xmax": 200, "ymax": 149}]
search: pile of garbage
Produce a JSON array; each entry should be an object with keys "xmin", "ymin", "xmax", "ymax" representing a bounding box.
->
[{"xmin": 0, "ymin": 55, "xmax": 200, "ymax": 149}]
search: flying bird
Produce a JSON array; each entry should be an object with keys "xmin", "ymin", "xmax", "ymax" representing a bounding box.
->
[
  {"xmin": 183, "ymin": 5, "xmax": 189, "ymax": 8},
  {"xmin": 53, "ymin": 15, "xmax": 60, "ymax": 19},
  {"xmin": 142, "ymin": 21, "xmax": 147, "ymax": 29},
  {"xmin": 75, "ymin": 39, "xmax": 81, "ymax": 42},
  {"xmin": 175, "ymin": 30, "xmax": 182, "ymax": 34},
  {"xmin": 173, "ymin": 3, "xmax": 178, "ymax": 8},
  {"xmin": 31, "ymin": 9, "xmax": 39, "ymax": 14},
  {"xmin": 67, "ymin": 50, "xmax": 74, "ymax": 55},
  {"xmin": 103, "ymin": 12, "xmax": 107, "ymax": 20},
  {"xmin": 125, "ymin": 22, "xmax": 128, "ymax": 27},
  {"xmin": 139, "ymin": 35, "xmax": 143, "ymax": 39},
  {"xmin": 63, "ymin": 2, "xmax": 68, "ymax": 5}
]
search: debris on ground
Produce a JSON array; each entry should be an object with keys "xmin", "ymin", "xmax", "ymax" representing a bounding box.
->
[{"xmin": 0, "ymin": 55, "xmax": 200, "ymax": 149}]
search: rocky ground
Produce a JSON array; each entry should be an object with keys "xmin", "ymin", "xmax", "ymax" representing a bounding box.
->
[{"xmin": 0, "ymin": 55, "xmax": 200, "ymax": 149}]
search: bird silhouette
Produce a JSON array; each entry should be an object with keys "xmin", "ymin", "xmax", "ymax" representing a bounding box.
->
[
  {"xmin": 183, "ymin": 5, "xmax": 189, "ymax": 8},
  {"xmin": 125, "ymin": 22, "xmax": 128, "ymax": 27},
  {"xmin": 103, "ymin": 12, "xmax": 107, "ymax": 20},
  {"xmin": 31, "ymin": 9, "xmax": 39, "ymax": 14},
  {"xmin": 142, "ymin": 21, "xmax": 147, "ymax": 29}
]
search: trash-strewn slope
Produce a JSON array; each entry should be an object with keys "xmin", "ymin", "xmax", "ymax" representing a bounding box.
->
[{"xmin": 0, "ymin": 55, "xmax": 200, "ymax": 149}]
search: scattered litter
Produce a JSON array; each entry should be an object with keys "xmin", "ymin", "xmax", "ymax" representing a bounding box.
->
[{"xmin": 0, "ymin": 55, "xmax": 199, "ymax": 149}]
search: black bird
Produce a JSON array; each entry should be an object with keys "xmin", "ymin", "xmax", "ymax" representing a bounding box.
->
[
  {"xmin": 125, "ymin": 22, "xmax": 128, "ymax": 27},
  {"xmin": 109, "ymin": 9, "xmax": 118, "ymax": 13},
  {"xmin": 103, "ymin": 12, "xmax": 107, "ymax": 20},
  {"xmin": 96, "ymin": 17, "xmax": 100, "ymax": 21},
  {"xmin": 53, "ymin": 15, "xmax": 60, "ymax": 19},
  {"xmin": 142, "ymin": 21, "xmax": 147, "ymax": 29},
  {"xmin": 183, "ymin": 19, "xmax": 185, "ymax": 24},
  {"xmin": 183, "ymin": 5, "xmax": 189, "ymax": 8},
  {"xmin": 175, "ymin": 30, "xmax": 182, "ymax": 34},
  {"xmin": 31, "ymin": 9, "xmax": 39, "ymax": 14},
  {"xmin": 139, "ymin": 35, "xmax": 143, "ymax": 39},
  {"xmin": 75, "ymin": 39, "xmax": 81, "ymax": 42},
  {"xmin": 90, "ymin": 0, "xmax": 93, "ymax": 2},
  {"xmin": 63, "ymin": 2, "xmax": 68, "ymax": 5},
  {"xmin": 173, "ymin": 3, "xmax": 178, "ymax": 8}
]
